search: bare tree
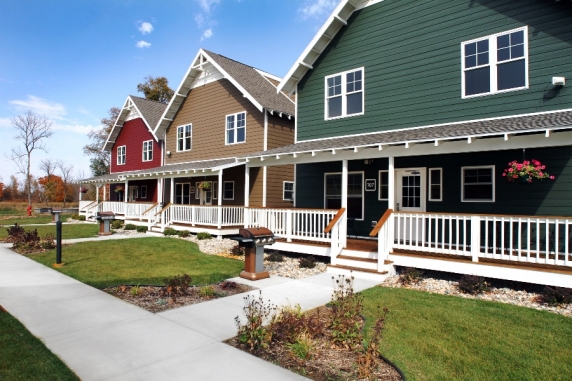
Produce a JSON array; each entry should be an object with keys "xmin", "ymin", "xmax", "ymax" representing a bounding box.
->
[
  {"xmin": 7, "ymin": 110, "xmax": 54, "ymax": 205},
  {"xmin": 57, "ymin": 161, "xmax": 74, "ymax": 208},
  {"xmin": 83, "ymin": 107, "xmax": 120, "ymax": 175}
]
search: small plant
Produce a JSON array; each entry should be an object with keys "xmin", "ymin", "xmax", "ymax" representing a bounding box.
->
[
  {"xmin": 13, "ymin": 229, "xmax": 41, "ymax": 251},
  {"xmin": 77, "ymin": 215, "xmax": 86, "ymax": 221},
  {"xmin": 398, "ymin": 267, "xmax": 424, "ymax": 285},
  {"xmin": 357, "ymin": 306, "xmax": 389, "ymax": 379},
  {"xmin": 5, "ymin": 223, "xmax": 25, "ymax": 243},
  {"xmin": 176, "ymin": 230, "xmax": 190, "ymax": 238},
  {"xmin": 299, "ymin": 256, "xmax": 316, "ymax": 269},
  {"xmin": 235, "ymin": 291, "xmax": 276, "ymax": 351},
  {"xmin": 197, "ymin": 181, "xmax": 211, "ymax": 190},
  {"xmin": 197, "ymin": 232, "xmax": 212, "ymax": 240},
  {"xmin": 220, "ymin": 281, "xmax": 238, "ymax": 290},
  {"xmin": 124, "ymin": 224, "xmax": 137, "ymax": 230},
  {"xmin": 111, "ymin": 220, "xmax": 124, "ymax": 229},
  {"xmin": 503, "ymin": 159, "xmax": 555, "ymax": 183},
  {"xmin": 130, "ymin": 285, "xmax": 142, "ymax": 297},
  {"xmin": 266, "ymin": 251, "xmax": 284, "ymax": 262},
  {"xmin": 458, "ymin": 275, "xmax": 489, "ymax": 295},
  {"xmin": 70, "ymin": 214, "xmax": 81, "ymax": 220},
  {"xmin": 40, "ymin": 233, "xmax": 56, "ymax": 250},
  {"xmin": 114, "ymin": 185, "xmax": 124, "ymax": 193},
  {"xmin": 163, "ymin": 228, "xmax": 178, "ymax": 236},
  {"xmin": 230, "ymin": 244, "xmax": 244, "ymax": 256},
  {"xmin": 164, "ymin": 274, "xmax": 192, "ymax": 297},
  {"xmin": 535, "ymin": 286, "xmax": 572, "ymax": 306},
  {"xmin": 269, "ymin": 304, "xmax": 324, "ymax": 345},
  {"xmin": 286, "ymin": 331, "xmax": 315, "ymax": 360},
  {"xmin": 199, "ymin": 285, "xmax": 216, "ymax": 298},
  {"xmin": 329, "ymin": 274, "xmax": 363, "ymax": 349},
  {"xmin": 136, "ymin": 226, "xmax": 148, "ymax": 233}
]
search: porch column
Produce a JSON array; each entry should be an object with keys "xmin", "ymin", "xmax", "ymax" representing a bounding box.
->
[
  {"xmin": 244, "ymin": 166, "xmax": 250, "ymax": 207},
  {"xmin": 388, "ymin": 157, "xmax": 395, "ymax": 210},
  {"xmin": 341, "ymin": 159, "xmax": 348, "ymax": 248},
  {"xmin": 262, "ymin": 166, "xmax": 267, "ymax": 207},
  {"xmin": 170, "ymin": 177, "xmax": 174, "ymax": 204},
  {"xmin": 103, "ymin": 184, "xmax": 107, "ymax": 201},
  {"xmin": 218, "ymin": 170, "xmax": 223, "ymax": 207},
  {"xmin": 125, "ymin": 179, "xmax": 129, "ymax": 202},
  {"xmin": 79, "ymin": 183, "xmax": 82, "ymax": 201},
  {"xmin": 96, "ymin": 185, "xmax": 100, "ymax": 203},
  {"xmin": 157, "ymin": 178, "xmax": 163, "ymax": 204}
]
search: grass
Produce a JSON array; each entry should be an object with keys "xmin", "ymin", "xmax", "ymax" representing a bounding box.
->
[
  {"xmin": 361, "ymin": 286, "xmax": 572, "ymax": 381},
  {"xmin": 28, "ymin": 237, "xmax": 244, "ymax": 288},
  {"xmin": 0, "ymin": 215, "xmax": 72, "ymax": 226},
  {"xmin": 0, "ymin": 224, "xmax": 99, "ymax": 240},
  {"xmin": 0, "ymin": 310, "xmax": 79, "ymax": 381},
  {"xmin": 0, "ymin": 202, "xmax": 79, "ymax": 216}
]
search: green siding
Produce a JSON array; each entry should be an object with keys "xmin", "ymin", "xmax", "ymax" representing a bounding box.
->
[
  {"xmin": 296, "ymin": 146, "xmax": 572, "ymax": 236},
  {"xmin": 297, "ymin": 0, "xmax": 572, "ymax": 141}
]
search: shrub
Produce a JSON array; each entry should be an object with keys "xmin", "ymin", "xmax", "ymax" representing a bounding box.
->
[
  {"xmin": 398, "ymin": 267, "xmax": 424, "ymax": 285},
  {"xmin": 164, "ymin": 274, "xmax": 191, "ymax": 297},
  {"xmin": 163, "ymin": 228, "xmax": 178, "ymax": 236},
  {"xmin": 270, "ymin": 304, "xmax": 323, "ymax": 345},
  {"xmin": 197, "ymin": 232, "xmax": 212, "ymax": 240},
  {"xmin": 535, "ymin": 286, "xmax": 572, "ymax": 306},
  {"xmin": 40, "ymin": 233, "xmax": 56, "ymax": 250},
  {"xmin": 329, "ymin": 274, "xmax": 363, "ymax": 349},
  {"xmin": 124, "ymin": 224, "xmax": 137, "ymax": 231},
  {"xmin": 12, "ymin": 229, "xmax": 41, "ymax": 251},
  {"xmin": 136, "ymin": 226, "xmax": 148, "ymax": 233},
  {"xmin": 299, "ymin": 256, "xmax": 316, "ymax": 269},
  {"xmin": 199, "ymin": 285, "xmax": 216, "ymax": 298},
  {"xmin": 77, "ymin": 215, "xmax": 86, "ymax": 221},
  {"xmin": 230, "ymin": 244, "xmax": 244, "ymax": 256},
  {"xmin": 70, "ymin": 214, "xmax": 81, "ymax": 220},
  {"xmin": 220, "ymin": 281, "xmax": 238, "ymax": 290},
  {"xmin": 176, "ymin": 230, "xmax": 190, "ymax": 238},
  {"xmin": 234, "ymin": 291, "xmax": 276, "ymax": 351},
  {"xmin": 458, "ymin": 275, "xmax": 489, "ymax": 295},
  {"xmin": 266, "ymin": 251, "xmax": 284, "ymax": 262},
  {"xmin": 286, "ymin": 332, "xmax": 315, "ymax": 360},
  {"xmin": 130, "ymin": 285, "xmax": 142, "ymax": 297},
  {"xmin": 111, "ymin": 220, "xmax": 123, "ymax": 229},
  {"xmin": 5, "ymin": 224, "xmax": 25, "ymax": 243}
]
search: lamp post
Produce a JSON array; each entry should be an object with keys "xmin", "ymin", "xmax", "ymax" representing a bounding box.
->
[{"xmin": 52, "ymin": 211, "xmax": 64, "ymax": 268}]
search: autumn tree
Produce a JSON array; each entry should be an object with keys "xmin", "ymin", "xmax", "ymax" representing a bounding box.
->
[
  {"xmin": 38, "ymin": 175, "xmax": 65, "ymax": 202},
  {"xmin": 57, "ymin": 161, "xmax": 74, "ymax": 207},
  {"xmin": 137, "ymin": 76, "xmax": 174, "ymax": 104},
  {"xmin": 0, "ymin": 177, "xmax": 4, "ymax": 200},
  {"xmin": 39, "ymin": 158, "xmax": 58, "ymax": 204},
  {"xmin": 83, "ymin": 107, "xmax": 120, "ymax": 176},
  {"xmin": 7, "ymin": 110, "xmax": 53, "ymax": 205}
]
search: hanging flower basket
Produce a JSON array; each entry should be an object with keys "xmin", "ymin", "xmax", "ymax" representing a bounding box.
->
[
  {"xmin": 503, "ymin": 159, "xmax": 555, "ymax": 183},
  {"xmin": 114, "ymin": 185, "xmax": 124, "ymax": 193},
  {"xmin": 79, "ymin": 187, "xmax": 88, "ymax": 193},
  {"xmin": 197, "ymin": 181, "xmax": 211, "ymax": 190}
]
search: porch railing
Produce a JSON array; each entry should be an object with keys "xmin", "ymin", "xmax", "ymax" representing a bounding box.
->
[
  {"xmin": 124, "ymin": 202, "xmax": 155, "ymax": 220},
  {"xmin": 324, "ymin": 208, "xmax": 347, "ymax": 264},
  {"xmin": 79, "ymin": 200, "xmax": 96, "ymax": 212},
  {"xmin": 98, "ymin": 201, "xmax": 125, "ymax": 216},
  {"xmin": 83, "ymin": 202, "xmax": 101, "ymax": 219},
  {"xmin": 168, "ymin": 205, "xmax": 244, "ymax": 228},
  {"xmin": 370, "ymin": 209, "xmax": 394, "ymax": 272}
]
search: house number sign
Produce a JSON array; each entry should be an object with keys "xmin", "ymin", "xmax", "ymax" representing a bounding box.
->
[{"xmin": 365, "ymin": 179, "xmax": 376, "ymax": 192}]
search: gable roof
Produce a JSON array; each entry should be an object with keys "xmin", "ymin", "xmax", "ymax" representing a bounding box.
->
[
  {"xmin": 155, "ymin": 49, "xmax": 295, "ymax": 136},
  {"xmin": 277, "ymin": 0, "xmax": 382, "ymax": 95},
  {"xmin": 103, "ymin": 95, "xmax": 167, "ymax": 151}
]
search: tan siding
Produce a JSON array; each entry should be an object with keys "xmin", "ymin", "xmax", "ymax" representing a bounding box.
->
[
  {"xmin": 166, "ymin": 79, "xmax": 264, "ymax": 164},
  {"xmin": 249, "ymin": 167, "xmax": 263, "ymax": 207},
  {"xmin": 266, "ymin": 114, "xmax": 295, "ymax": 150},
  {"xmin": 266, "ymin": 165, "xmax": 294, "ymax": 208}
]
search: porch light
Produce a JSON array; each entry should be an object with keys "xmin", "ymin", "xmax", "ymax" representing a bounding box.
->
[{"xmin": 552, "ymin": 77, "xmax": 565, "ymax": 86}]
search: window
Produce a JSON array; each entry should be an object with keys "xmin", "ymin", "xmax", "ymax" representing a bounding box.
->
[
  {"xmin": 325, "ymin": 172, "xmax": 363, "ymax": 220},
  {"xmin": 117, "ymin": 146, "xmax": 126, "ymax": 165},
  {"xmin": 176, "ymin": 183, "xmax": 191, "ymax": 204},
  {"xmin": 195, "ymin": 182, "xmax": 200, "ymax": 200},
  {"xmin": 226, "ymin": 112, "xmax": 246, "ymax": 144},
  {"xmin": 325, "ymin": 68, "xmax": 364, "ymax": 119},
  {"xmin": 213, "ymin": 181, "xmax": 218, "ymax": 199},
  {"xmin": 177, "ymin": 125, "xmax": 192, "ymax": 151},
  {"xmin": 223, "ymin": 181, "xmax": 234, "ymax": 200},
  {"xmin": 462, "ymin": 27, "xmax": 528, "ymax": 98},
  {"xmin": 142, "ymin": 140, "xmax": 153, "ymax": 162},
  {"xmin": 462, "ymin": 166, "xmax": 495, "ymax": 202},
  {"xmin": 283, "ymin": 181, "xmax": 294, "ymax": 201},
  {"xmin": 428, "ymin": 168, "xmax": 442, "ymax": 201},
  {"xmin": 141, "ymin": 185, "xmax": 147, "ymax": 199},
  {"xmin": 378, "ymin": 171, "xmax": 388, "ymax": 201}
]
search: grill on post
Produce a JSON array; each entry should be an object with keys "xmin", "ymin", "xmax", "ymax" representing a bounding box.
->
[
  {"xmin": 51, "ymin": 209, "xmax": 63, "ymax": 223},
  {"xmin": 95, "ymin": 211, "xmax": 115, "ymax": 236},
  {"xmin": 230, "ymin": 227, "xmax": 275, "ymax": 280}
]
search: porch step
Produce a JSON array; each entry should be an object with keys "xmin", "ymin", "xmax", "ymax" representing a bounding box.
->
[
  {"xmin": 327, "ymin": 264, "xmax": 390, "ymax": 282},
  {"xmin": 336, "ymin": 255, "xmax": 378, "ymax": 271},
  {"xmin": 339, "ymin": 249, "xmax": 376, "ymax": 259},
  {"xmin": 146, "ymin": 230, "xmax": 163, "ymax": 237}
]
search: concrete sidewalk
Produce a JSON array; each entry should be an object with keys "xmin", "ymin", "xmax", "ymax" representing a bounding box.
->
[{"xmin": 0, "ymin": 243, "xmax": 378, "ymax": 381}]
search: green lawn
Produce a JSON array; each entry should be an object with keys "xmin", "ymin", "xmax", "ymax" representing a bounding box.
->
[
  {"xmin": 362, "ymin": 287, "xmax": 572, "ymax": 381},
  {"xmin": 0, "ymin": 310, "xmax": 79, "ymax": 381},
  {"xmin": 0, "ymin": 224, "xmax": 99, "ymax": 240},
  {"xmin": 0, "ymin": 215, "xmax": 71, "ymax": 226},
  {"xmin": 28, "ymin": 237, "xmax": 244, "ymax": 288}
]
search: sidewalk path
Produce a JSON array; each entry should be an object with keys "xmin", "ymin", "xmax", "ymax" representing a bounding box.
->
[{"xmin": 0, "ymin": 243, "xmax": 378, "ymax": 381}]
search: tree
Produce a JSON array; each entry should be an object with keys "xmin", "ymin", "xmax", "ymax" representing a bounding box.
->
[
  {"xmin": 89, "ymin": 158, "xmax": 110, "ymax": 177},
  {"xmin": 137, "ymin": 76, "xmax": 174, "ymax": 104},
  {"xmin": 39, "ymin": 158, "xmax": 58, "ymax": 204},
  {"xmin": 38, "ymin": 175, "xmax": 65, "ymax": 203},
  {"xmin": 7, "ymin": 110, "xmax": 54, "ymax": 205},
  {"xmin": 0, "ymin": 177, "xmax": 4, "ymax": 200},
  {"xmin": 57, "ymin": 161, "xmax": 74, "ymax": 207},
  {"xmin": 83, "ymin": 107, "xmax": 120, "ymax": 176}
]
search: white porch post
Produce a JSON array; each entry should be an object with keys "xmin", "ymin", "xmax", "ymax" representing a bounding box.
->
[
  {"xmin": 157, "ymin": 179, "xmax": 163, "ymax": 204},
  {"xmin": 170, "ymin": 178, "xmax": 174, "ymax": 204},
  {"xmin": 388, "ymin": 157, "xmax": 395, "ymax": 210},
  {"xmin": 262, "ymin": 166, "xmax": 267, "ymax": 207},
  {"xmin": 217, "ymin": 170, "xmax": 223, "ymax": 233},
  {"xmin": 103, "ymin": 184, "xmax": 107, "ymax": 201},
  {"xmin": 244, "ymin": 166, "xmax": 250, "ymax": 207},
  {"xmin": 341, "ymin": 159, "xmax": 348, "ymax": 248},
  {"xmin": 79, "ymin": 183, "xmax": 82, "ymax": 201},
  {"xmin": 125, "ymin": 179, "xmax": 129, "ymax": 202}
]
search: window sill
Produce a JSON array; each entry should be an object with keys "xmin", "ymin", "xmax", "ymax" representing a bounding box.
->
[
  {"xmin": 324, "ymin": 112, "xmax": 364, "ymax": 121},
  {"xmin": 462, "ymin": 85, "xmax": 528, "ymax": 100}
]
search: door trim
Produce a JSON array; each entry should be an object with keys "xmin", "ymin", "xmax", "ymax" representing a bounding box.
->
[{"xmin": 395, "ymin": 168, "xmax": 426, "ymax": 212}]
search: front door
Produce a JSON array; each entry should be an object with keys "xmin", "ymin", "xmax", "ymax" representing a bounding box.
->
[
  {"xmin": 128, "ymin": 186, "xmax": 138, "ymax": 202},
  {"xmin": 395, "ymin": 168, "xmax": 426, "ymax": 244},
  {"xmin": 199, "ymin": 182, "xmax": 213, "ymax": 206}
]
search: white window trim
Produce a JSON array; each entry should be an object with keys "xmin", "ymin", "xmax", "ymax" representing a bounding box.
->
[
  {"xmin": 195, "ymin": 182, "xmax": 200, "ymax": 200},
  {"xmin": 175, "ymin": 182, "xmax": 191, "ymax": 204},
  {"xmin": 223, "ymin": 181, "xmax": 235, "ymax": 200},
  {"xmin": 378, "ymin": 170, "xmax": 388, "ymax": 201},
  {"xmin": 176, "ymin": 124, "xmax": 192, "ymax": 152},
  {"xmin": 324, "ymin": 171, "xmax": 365, "ymax": 221},
  {"xmin": 461, "ymin": 26, "xmax": 528, "ymax": 99},
  {"xmin": 117, "ymin": 146, "xmax": 126, "ymax": 165},
  {"xmin": 461, "ymin": 165, "xmax": 495, "ymax": 203},
  {"xmin": 213, "ymin": 181, "xmax": 218, "ymax": 200},
  {"xmin": 225, "ymin": 111, "xmax": 247, "ymax": 145},
  {"xmin": 283, "ymin": 181, "xmax": 294, "ymax": 201},
  {"xmin": 428, "ymin": 168, "xmax": 443, "ymax": 202},
  {"xmin": 141, "ymin": 185, "xmax": 147, "ymax": 199},
  {"xmin": 142, "ymin": 140, "xmax": 153, "ymax": 162},
  {"xmin": 324, "ymin": 67, "xmax": 365, "ymax": 121}
]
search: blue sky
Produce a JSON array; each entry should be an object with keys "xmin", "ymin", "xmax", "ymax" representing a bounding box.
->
[{"xmin": 0, "ymin": 0, "xmax": 338, "ymax": 184}]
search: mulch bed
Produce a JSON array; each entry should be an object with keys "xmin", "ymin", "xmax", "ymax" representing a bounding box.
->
[
  {"xmin": 104, "ymin": 282, "xmax": 256, "ymax": 313},
  {"xmin": 226, "ymin": 306, "xmax": 403, "ymax": 381}
]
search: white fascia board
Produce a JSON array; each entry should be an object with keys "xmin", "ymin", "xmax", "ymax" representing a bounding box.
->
[
  {"xmin": 126, "ymin": 96, "xmax": 159, "ymax": 143},
  {"xmin": 254, "ymin": 68, "xmax": 282, "ymax": 83},
  {"xmin": 103, "ymin": 96, "xmax": 132, "ymax": 152}
]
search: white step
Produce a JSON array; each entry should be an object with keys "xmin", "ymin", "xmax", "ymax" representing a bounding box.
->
[
  {"xmin": 336, "ymin": 255, "xmax": 378, "ymax": 271},
  {"xmin": 327, "ymin": 265, "xmax": 390, "ymax": 282},
  {"xmin": 339, "ymin": 249, "xmax": 377, "ymax": 259}
]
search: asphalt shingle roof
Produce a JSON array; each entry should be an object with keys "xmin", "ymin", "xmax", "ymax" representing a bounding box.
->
[{"xmin": 129, "ymin": 96, "xmax": 167, "ymax": 130}]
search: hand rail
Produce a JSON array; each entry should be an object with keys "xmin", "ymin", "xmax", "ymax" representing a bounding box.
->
[
  {"xmin": 155, "ymin": 202, "xmax": 172, "ymax": 216},
  {"xmin": 370, "ymin": 209, "xmax": 394, "ymax": 237},
  {"xmin": 324, "ymin": 208, "xmax": 346, "ymax": 234},
  {"xmin": 80, "ymin": 201, "xmax": 97, "ymax": 211},
  {"xmin": 142, "ymin": 203, "xmax": 159, "ymax": 215}
]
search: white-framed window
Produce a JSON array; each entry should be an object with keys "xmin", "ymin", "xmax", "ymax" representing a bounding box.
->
[
  {"xmin": 195, "ymin": 182, "xmax": 200, "ymax": 200},
  {"xmin": 324, "ymin": 172, "xmax": 364, "ymax": 220},
  {"xmin": 226, "ymin": 112, "xmax": 246, "ymax": 145},
  {"xmin": 213, "ymin": 181, "xmax": 218, "ymax": 200},
  {"xmin": 378, "ymin": 170, "xmax": 389, "ymax": 201},
  {"xmin": 325, "ymin": 67, "xmax": 364, "ymax": 120},
  {"xmin": 117, "ymin": 146, "xmax": 126, "ymax": 165},
  {"xmin": 462, "ymin": 26, "xmax": 528, "ymax": 98},
  {"xmin": 428, "ymin": 168, "xmax": 442, "ymax": 202},
  {"xmin": 283, "ymin": 181, "xmax": 294, "ymax": 201},
  {"xmin": 142, "ymin": 140, "xmax": 153, "ymax": 162},
  {"xmin": 223, "ymin": 181, "xmax": 234, "ymax": 200},
  {"xmin": 176, "ymin": 183, "xmax": 191, "ymax": 204},
  {"xmin": 141, "ymin": 185, "xmax": 148, "ymax": 199},
  {"xmin": 462, "ymin": 166, "xmax": 495, "ymax": 202},
  {"xmin": 177, "ymin": 124, "xmax": 192, "ymax": 152}
]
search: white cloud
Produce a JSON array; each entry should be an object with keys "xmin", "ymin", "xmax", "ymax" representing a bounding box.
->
[
  {"xmin": 200, "ymin": 28, "xmax": 213, "ymax": 41},
  {"xmin": 135, "ymin": 40, "xmax": 151, "ymax": 48},
  {"xmin": 197, "ymin": 0, "xmax": 220, "ymax": 13},
  {"xmin": 52, "ymin": 123, "xmax": 94, "ymax": 135},
  {"xmin": 0, "ymin": 117, "xmax": 11, "ymax": 128},
  {"xmin": 9, "ymin": 95, "xmax": 66, "ymax": 120},
  {"xmin": 137, "ymin": 21, "xmax": 154, "ymax": 34},
  {"xmin": 195, "ymin": 13, "xmax": 205, "ymax": 28},
  {"xmin": 298, "ymin": 0, "xmax": 337, "ymax": 20}
]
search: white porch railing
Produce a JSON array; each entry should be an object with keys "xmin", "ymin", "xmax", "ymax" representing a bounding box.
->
[
  {"xmin": 124, "ymin": 202, "xmax": 154, "ymax": 220},
  {"xmin": 98, "ymin": 201, "xmax": 125, "ymax": 216},
  {"xmin": 379, "ymin": 211, "xmax": 572, "ymax": 268},
  {"xmin": 167, "ymin": 205, "xmax": 244, "ymax": 228},
  {"xmin": 79, "ymin": 200, "xmax": 96, "ymax": 212},
  {"xmin": 83, "ymin": 202, "xmax": 101, "ymax": 219}
]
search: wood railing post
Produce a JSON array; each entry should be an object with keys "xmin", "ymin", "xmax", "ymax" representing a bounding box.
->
[
  {"xmin": 331, "ymin": 222, "xmax": 339, "ymax": 266},
  {"xmin": 286, "ymin": 210, "xmax": 293, "ymax": 242},
  {"xmin": 191, "ymin": 205, "xmax": 196, "ymax": 226},
  {"xmin": 470, "ymin": 215, "xmax": 481, "ymax": 262},
  {"xmin": 217, "ymin": 206, "xmax": 222, "ymax": 229},
  {"xmin": 244, "ymin": 208, "xmax": 249, "ymax": 228}
]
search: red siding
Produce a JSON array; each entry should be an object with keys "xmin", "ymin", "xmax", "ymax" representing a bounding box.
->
[{"xmin": 110, "ymin": 118, "xmax": 162, "ymax": 173}]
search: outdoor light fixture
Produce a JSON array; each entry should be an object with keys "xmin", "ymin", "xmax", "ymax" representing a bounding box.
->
[
  {"xmin": 166, "ymin": 150, "xmax": 172, "ymax": 157},
  {"xmin": 552, "ymin": 77, "xmax": 566, "ymax": 86}
]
